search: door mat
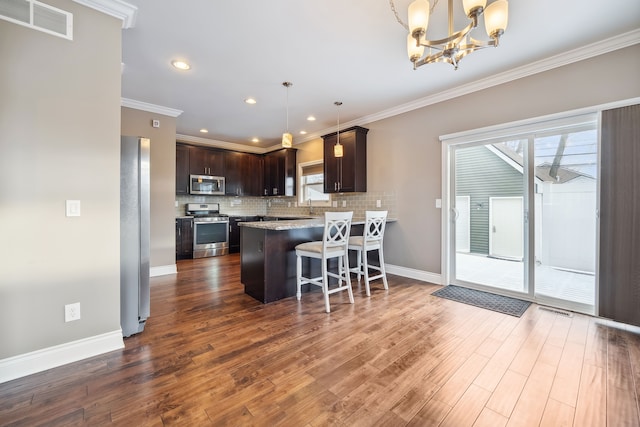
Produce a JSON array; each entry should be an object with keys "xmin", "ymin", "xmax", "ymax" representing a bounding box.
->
[{"xmin": 431, "ymin": 285, "xmax": 531, "ymax": 317}]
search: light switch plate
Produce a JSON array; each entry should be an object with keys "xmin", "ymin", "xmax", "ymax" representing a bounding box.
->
[
  {"xmin": 66, "ymin": 200, "xmax": 81, "ymax": 217},
  {"xmin": 435, "ymin": 198, "xmax": 442, "ymax": 208}
]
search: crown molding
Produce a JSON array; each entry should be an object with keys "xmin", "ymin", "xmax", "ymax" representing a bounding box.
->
[
  {"xmin": 176, "ymin": 134, "xmax": 266, "ymax": 154},
  {"xmin": 121, "ymin": 98, "xmax": 183, "ymax": 117},
  {"xmin": 72, "ymin": 0, "xmax": 137, "ymax": 28},
  {"xmin": 354, "ymin": 29, "xmax": 640, "ymax": 127}
]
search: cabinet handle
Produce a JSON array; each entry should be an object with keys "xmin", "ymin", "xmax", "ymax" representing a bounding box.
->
[
  {"xmin": 178, "ymin": 227, "xmax": 181, "ymax": 237},
  {"xmin": 334, "ymin": 182, "xmax": 337, "ymax": 191}
]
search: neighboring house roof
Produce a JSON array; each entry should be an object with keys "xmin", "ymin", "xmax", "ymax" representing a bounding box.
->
[
  {"xmin": 488, "ymin": 144, "xmax": 592, "ymax": 184},
  {"xmin": 535, "ymin": 163, "xmax": 585, "ymax": 183}
]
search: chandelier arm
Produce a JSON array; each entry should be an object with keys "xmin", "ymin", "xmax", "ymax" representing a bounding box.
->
[
  {"xmin": 414, "ymin": 51, "xmax": 445, "ymax": 67},
  {"xmin": 466, "ymin": 36, "xmax": 498, "ymax": 48},
  {"xmin": 416, "ymin": 20, "xmax": 475, "ymax": 48}
]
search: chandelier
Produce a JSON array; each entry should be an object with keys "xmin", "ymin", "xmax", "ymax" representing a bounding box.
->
[
  {"xmin": 391, "ymin": 0, "xmax": 509, "ymax": 70},
  {"xmin": 281, "ymin": 81, "xmax": 293, "ymax": 148}
]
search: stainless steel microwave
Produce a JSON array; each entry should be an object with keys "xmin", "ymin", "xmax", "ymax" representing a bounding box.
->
[{"xmin": 190, "ymin": 175, "xmax": 225, "ymax": 195}]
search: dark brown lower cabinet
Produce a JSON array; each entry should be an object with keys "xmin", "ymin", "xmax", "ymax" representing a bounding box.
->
[
  {"xmin": 176, "ymin": 218, "xmax": 193, "ymax": 260},
  {"xmin": 599, "ymin": 104, "xmax": 640, "ymax": 327},
  {"xmin": 240, "ymin": 224, "xmax": 364, "ymax": 303}
]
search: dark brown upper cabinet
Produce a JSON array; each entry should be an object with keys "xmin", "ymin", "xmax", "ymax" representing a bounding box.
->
[
  {"xmin": 263, "ymin": 148, "xmax": 297, "ymax": 197},
  {"xmin": 322, "ymin": 126, "xmax": 368, "ymax": 193},
  {"xmin": 224, "ymin": 151, "xmax": 263, "ymax": 197},
  {"xmin": 175, "ymin": 144, "xmax": 190, "ymax": 195},
  {"xmin": 189, "ymin": 145, "xmax": 224, "ymax": 176}
]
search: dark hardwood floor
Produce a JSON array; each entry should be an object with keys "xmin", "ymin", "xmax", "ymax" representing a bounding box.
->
[{"xmin": 1, "ymin": 254, "xmax": 639, "ymax": 426}]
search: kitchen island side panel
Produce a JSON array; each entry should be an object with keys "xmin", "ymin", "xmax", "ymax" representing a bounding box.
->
[{"xmin": 241, "ymin": 226, "xmax": 323, "ymax": 303}]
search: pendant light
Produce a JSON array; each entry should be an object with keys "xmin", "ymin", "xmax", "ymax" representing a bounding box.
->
[
  {"xmin": 334, "ymin": 101, "xmax": 343, "ymax": 157},
  {"xmin": 281, "ymin": 82, "xmax": 293, "ymax": 148}
]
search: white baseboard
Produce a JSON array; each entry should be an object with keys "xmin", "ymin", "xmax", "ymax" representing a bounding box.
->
[
  {"xmin": 150, "ymin": 264, "xmax": 177, "ymax": 277},
  {"xmin": 385, "ymin": 264, "xmax": 442, "ymax": 285},
  {"xmin": 0, "ymin": 330, "xmax": 124, "ymax": 384}
]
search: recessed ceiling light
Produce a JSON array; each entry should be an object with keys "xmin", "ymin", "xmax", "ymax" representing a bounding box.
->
[
  {"xmin": 251, "ymin": 138, "xmax": 260, "ymax": 143},
  {"xmin": 307, "ymin": 116, "xmax": 316, "ymax": 121},
  {"xmin": 245, "ymin": 98, "xmax": 257, "ymax": 104},
  {"xmin": 299, "ymin": 130, "xmax": 307, "ymax": 135},
  {"xmin": 199, "ymin": 129, "xmax": 208, "ymax": 133},
  {"xmin": 171, "ymin": 60, "xmax": 191, "ymax": 70}
]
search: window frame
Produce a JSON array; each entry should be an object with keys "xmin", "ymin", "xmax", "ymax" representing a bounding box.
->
[{"xmin": 298, "ymin": 159, "xmax": 332, "ymax": 207}]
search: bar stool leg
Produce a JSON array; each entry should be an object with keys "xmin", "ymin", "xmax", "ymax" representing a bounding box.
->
[
  {"xmin": 296, "ymin": 254, "xmax": 302, "ymax": 300},
  {"xmin": 378, "ymin": 247, "xmax": 389, "ymax": 291}
]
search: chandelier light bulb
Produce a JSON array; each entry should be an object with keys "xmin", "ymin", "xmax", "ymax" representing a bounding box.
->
[
  {"xmin": 484, "ymin": 0, "xmax": 509, "ymax": 39},
  {"xmin": 408, "ymin": 0, "xmax": 430, "ymax": 37},
  {"xmin": 462, "ymin": 0, "xmax": 486, "ymax": 16},
  {"xmin": 407, "ymin": 33, "xmax": 425, "ymax": 62}
]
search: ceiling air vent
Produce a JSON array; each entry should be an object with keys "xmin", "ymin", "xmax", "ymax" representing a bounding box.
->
[{"xmin": 0, "ymin": 0, "xmax": 73, "ymax": 40}]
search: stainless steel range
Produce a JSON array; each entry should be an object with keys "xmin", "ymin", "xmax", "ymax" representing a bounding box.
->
[{"xmin": 186, "ymin": 203, "xmax": 229, "ymax": 258}]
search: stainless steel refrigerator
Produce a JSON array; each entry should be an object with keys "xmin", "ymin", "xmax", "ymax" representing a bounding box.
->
[{"xmin": 120, "ymin": 136, "xmax": 150, "ymax": 337}]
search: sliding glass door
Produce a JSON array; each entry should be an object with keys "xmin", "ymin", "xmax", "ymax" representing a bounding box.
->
[
  {"xmin": 448, "ymin": 116, "xmax": 598, "ymax": 313},
  {"xmin": 453, "ymin": 141, "xmax": 527, "ymax": 295},
  {"xmin": 532, "ymin": 127, "xmax": 597, "ymax": 312}
]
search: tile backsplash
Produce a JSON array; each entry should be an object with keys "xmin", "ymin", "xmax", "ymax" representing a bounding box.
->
[
  {"xmin": 175, "ymin": 191, "xmax": 396, "ymax": 219},
  {"xmin": 175, "ymin": 195, "xmax": 268, "ymax": 217}
]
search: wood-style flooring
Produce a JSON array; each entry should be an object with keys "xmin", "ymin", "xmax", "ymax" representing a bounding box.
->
[{"xmin": 1, "ymin": 254, "xmax": 639, "ymax": 426}]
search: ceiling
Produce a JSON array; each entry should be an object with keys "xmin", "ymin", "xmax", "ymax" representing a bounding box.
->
[{"xmin": 120, "ymin": 0, "xmax": 640, "ymax": 152}]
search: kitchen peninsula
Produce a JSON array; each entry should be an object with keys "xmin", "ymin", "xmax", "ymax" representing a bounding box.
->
[{"xmin": 239, "ymin": 216, "xmax": 393, "ymax": 303}]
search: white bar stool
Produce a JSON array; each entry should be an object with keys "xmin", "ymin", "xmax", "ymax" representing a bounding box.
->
[
  {"xmin": 295, "ymin": 211, "xmax": 354, "ymax": 313},
  {"xmin": 348, "ymin": 210, "xmax": 389, "ymax": 296}
]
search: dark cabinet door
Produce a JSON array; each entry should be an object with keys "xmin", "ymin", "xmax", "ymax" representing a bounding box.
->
[
  {"xmin": 263, "ymin": 149, "xmax": 296, "ymax": 196},
  {"xmin": 189, "ymin": 146, "xmax": 224, "ymax": 176},
  {"xmin": 226, "ymin": 151, "xmax": 264, "ymax": 196},
  {"xmin": 229, "ymin": 217, "xmax": 242, "ymax": 253},
  {"xmin": 224, "ymin": 151, "xmax": 243, "ymax": 196},
  {"xmin": 176, "ymin": 218, "xmax": 193, "ymax": 259},
  {"xmin": 323, "ymin": 137, "xmax": 340, "ymax": 193},
  {"xmin": 244, "ymin": 154, "xmax": 264, "ymax": 196},
  {"xmin": 322, "ymin": 126, "xmax": 368, "ymax": 193},
  {"xmin": 263, "ymin": 153, "xmax": 277, "ymax": 196},
  {"xmin": 176, "ymin": 144, "xmax": 190, "ymax": 195}
]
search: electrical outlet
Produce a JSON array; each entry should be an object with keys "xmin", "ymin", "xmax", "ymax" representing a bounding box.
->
[
  {"xmin": 66, "ymin": 200, "xmax": 81, "ymax": 217},
  {"xmin": 342, "ymin": 201, "xmax": 347, "ymax": 207},
  {"xmin": 376, "ymin": 200, "xmax": 381, "ymax": 208},
  {"xmin": 65, "ymin": 302, "xmax": 81, "ymax": 322}
]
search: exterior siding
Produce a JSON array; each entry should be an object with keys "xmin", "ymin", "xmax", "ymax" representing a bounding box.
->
[{"xmin": 455, "ymin": 145, "xmax": 524, "ymax": 254}]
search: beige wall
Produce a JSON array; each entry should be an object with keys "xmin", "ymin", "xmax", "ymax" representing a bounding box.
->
[
  {"xmin": 292, "ymin": 45, "xmax": 640, "ymax": 275},
  {"xmin": 121, "ymin": 107, "xmax": 177, "ymax": 268},
  {"xmin": 370, "ymin": 45, "xmax": 640, "ymax": 274},
  {"xmin": 0, "ymin": 1, "xmax": 122, "ymax": 358}
]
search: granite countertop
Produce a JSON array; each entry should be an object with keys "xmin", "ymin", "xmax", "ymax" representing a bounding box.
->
[{"xmin": 239, "ymin": 217, "xmax": 396, "ymax": 231}]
